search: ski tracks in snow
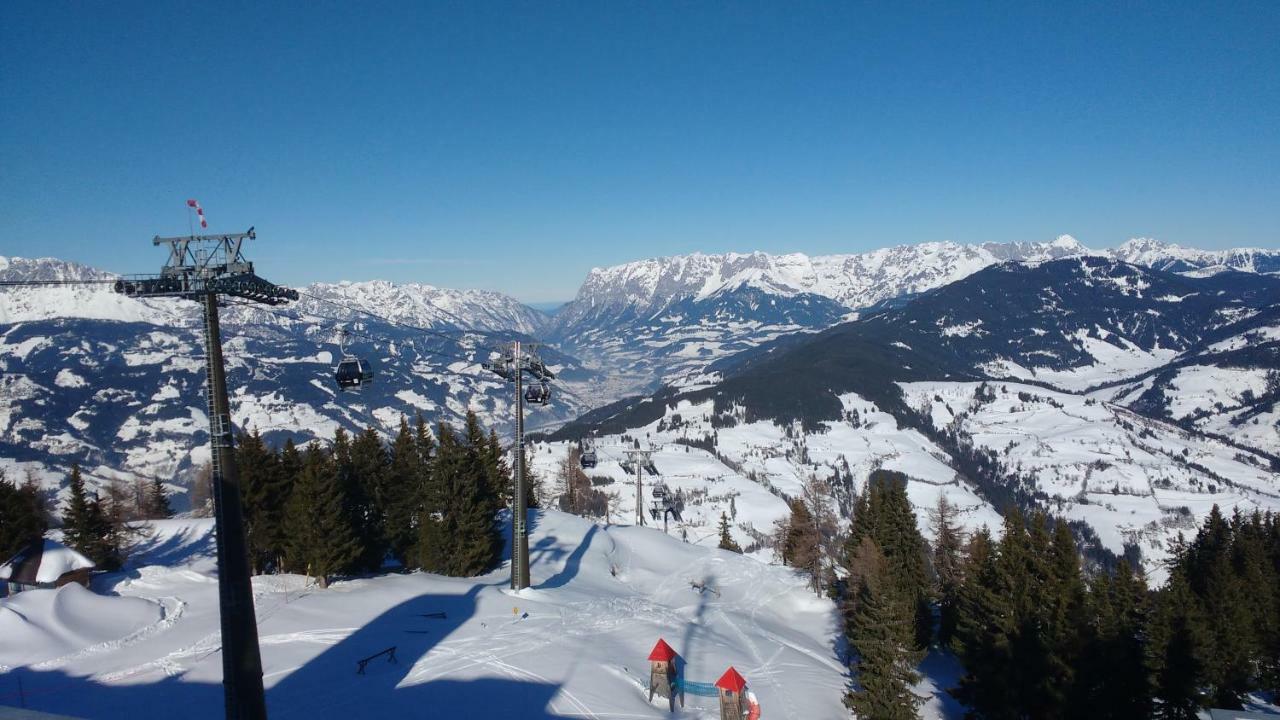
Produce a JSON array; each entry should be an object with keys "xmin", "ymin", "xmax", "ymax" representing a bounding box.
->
[{"xmin": 28, "ymin": 595, "xmax": 187, "ymax": 674}]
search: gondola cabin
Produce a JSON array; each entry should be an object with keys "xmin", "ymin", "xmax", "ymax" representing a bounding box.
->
[
  {"xmin": 335, "ymin": 356, "xmax": 374, "ymax": 390},
  {"xmin": 524, "ymin": 382, "xmax": 551, "ymax": 405},
  {"xmin": 580, "ymin": 449, "xmax": 597, "ymax": 468}
]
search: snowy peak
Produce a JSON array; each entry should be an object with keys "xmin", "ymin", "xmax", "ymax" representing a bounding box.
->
[
  {"xmin": 300, "ymin": 279, "xmax": 549, "ymax": 336},
  {"xmin": 1109, "ymin": 238, "xmax": 1280, "ymax": 275},
  {"xmin": 0, "ymin": 257, "xmax": 549, "ymax": 336},
  {"xmin": 0, "ymin": 256, "xmax": 115, "ymax": 283},
  {"xmin": 559, "ymin": 237, "xmax": 1100, "ymax": 328}
]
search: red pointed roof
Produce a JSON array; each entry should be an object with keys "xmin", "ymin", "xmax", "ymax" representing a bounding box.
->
[
  {"xmin": 648, "ymin": 638, "xmax": 677, "ymax": 662},
  {"xmin": 715, "ymin": 666, "xmax": 747, "ymax": 692}
]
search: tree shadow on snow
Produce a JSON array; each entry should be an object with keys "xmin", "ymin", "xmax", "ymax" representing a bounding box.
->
[
  {"xmin": 2, "ymin": 582, "xmax": 577, "ymax": 719},
  {"xmin": 535, "ymin": 525, "xmax": 598, "ymax": 590}
]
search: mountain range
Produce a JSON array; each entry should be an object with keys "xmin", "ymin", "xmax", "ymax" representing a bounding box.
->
[
  {"xmin": 548, "ymin": 236, "xmax": 1280, "ymax": 389},
  {"xmin": 2, "ymin": 237, "xmax": 1278, "ymax": 575}
]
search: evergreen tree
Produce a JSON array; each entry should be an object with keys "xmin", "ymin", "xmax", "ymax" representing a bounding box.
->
[
  {"xmin": 283, "ymin": 443, "xmax": 361, "ymax": 587},
  {"xmin": 850, "ymin": 471, "xmax": 932, "ymax": 649},
  {"xmin": 1091, "ymin": 561, "xmax": 1154, "ymax": 719},
  {"xmin": 1263, "ymin": 512, "xmax": 1280, "ymax": 696},
  {"xmin": 844, "ymin": 536, "xmax": 922, "ymax": 720},
  {"xmin": 1025, "ymin": 515, "xmax": 1086, "ymax": 717},
  {"xmin": 237, "ymin": 430, "xmax": 289, "ymax": 574},
  {"xmin": 718, "ymin": 512, "xmax": 742, "ymax": 553},
  {"xmin": 60, "ymin": 464, "xmax": 94, "ymax": 557},
  {"xmin": 0, "ymin": 471, "xmax": 47, "ymax": 560},
  {"xmin": 384, "ymin": 417, "xmax": 423, "ymax": 563},
  {"xmin": 415, "ymin": 423, "xmax": 451, "ymax": 574},
  {"xmin": 418, "ymin": 423, "xmax": 501, "ymax": 576},
  {"xmin": 1149, "ymin": 564, "xmax": 1205, "ymax": 719},
  {"xmin": 1186, "ymin": 506, "xmax": 1253, "ymax": 708},
  {"xmin": 929, "ymin": 494, "xmax": 965, "ymax": 646},
  {"xmin": 144, "ymin": 477, "xmax": 172, "ymax": 519},
  {"xmin": 487, "ymin": 429, "xmax": 537, "ymax": 511},
  {"xmin": 79, "ymin": 491, "xmax": 122, "ymax": 571},
  {"xmin": 951, "ymin": 526, "xmax": 1020, "ymax": 716},
  {"xmin": 349, "ymin": 427, "xmax": 390, "ymax": 571}
]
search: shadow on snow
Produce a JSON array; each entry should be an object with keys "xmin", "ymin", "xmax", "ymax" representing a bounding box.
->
[{"xmin": 2, "ymin": 582, "xmax": 577, "ymax": 719}]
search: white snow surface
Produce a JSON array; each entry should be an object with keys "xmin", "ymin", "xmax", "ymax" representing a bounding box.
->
[
  {"xmin": 0, "ymin": 539, "xmax": 94, "ymax": 583},
  {"xmin": 0, "ymin": 513, "xmax": 946, "ymax": 719}
]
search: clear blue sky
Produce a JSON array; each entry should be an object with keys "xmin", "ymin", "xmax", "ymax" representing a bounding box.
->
[{"xmin": 2, "ymin": 2, "xmax": 1277, "ymax": 302}]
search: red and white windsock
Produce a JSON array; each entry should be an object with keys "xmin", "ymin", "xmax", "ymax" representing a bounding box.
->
[{"xmin": 186, "ymin": 199, "xmax": 208, "ymax": 228}]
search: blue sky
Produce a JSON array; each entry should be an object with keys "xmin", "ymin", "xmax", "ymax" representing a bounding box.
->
[{"xmin": 2, "ymin": 2, "xmax": 1277, "ymax": 302}]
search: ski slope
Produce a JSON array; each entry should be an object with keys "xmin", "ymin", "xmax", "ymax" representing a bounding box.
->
[{"xmin": 2, "ymin": 512, "xmax": 962, "ymax": 719}]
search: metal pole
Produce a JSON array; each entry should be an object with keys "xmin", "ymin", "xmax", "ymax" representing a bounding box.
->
[
  {"xmin": 636, "ymin": 452, "xmax": 645, "ymax": 527},
  {"xmin": 202, "ymin": 293, "xmax": 268, "ymax": 720},
  {"xmin": 512, "ymin": 341, "xmax": 530, "ymax": 590}
]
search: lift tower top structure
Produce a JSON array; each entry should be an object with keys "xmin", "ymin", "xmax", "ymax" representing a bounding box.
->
[{"xmin": 116, "ymin": 227, "xmax": 297, "ymax": 720}]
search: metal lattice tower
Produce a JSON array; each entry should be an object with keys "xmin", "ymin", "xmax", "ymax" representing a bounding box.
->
[
  {"xmin": 624, "ymin": 447, "xmax": 657, "ymax": 527},
  {"xmin": 115, "ymin": 228, "xmax": 296, "ymax": 720}
]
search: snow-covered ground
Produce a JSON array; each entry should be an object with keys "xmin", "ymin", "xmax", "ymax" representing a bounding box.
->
[
  {"xmin": 530, "ymin": 397, "xmax": 1005, "ymax": 559},
  {"xmin": 900, "ymin": 381, "xmax": 1280, "ymax": 579},
  {"xmin": 3, "ymin": 512, "xmax": 970, "ymax": 719}
]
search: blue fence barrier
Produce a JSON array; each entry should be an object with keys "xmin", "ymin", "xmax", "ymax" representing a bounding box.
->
[{"xmin": 675, "ymin": 678, "xmax": 720, "ymax": 697}]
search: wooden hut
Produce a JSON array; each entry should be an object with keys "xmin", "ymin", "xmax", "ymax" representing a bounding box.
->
[
  {"xmin": 715, "ymin": 666, "xmax": 747, "ymax": 720},
  {"xmin": 647, "ymin": 638, "xmax": 679, "ymax": 709},
  {"xmin": 0, "ymin": 539, "xmax": 94, "ymax": 596}
]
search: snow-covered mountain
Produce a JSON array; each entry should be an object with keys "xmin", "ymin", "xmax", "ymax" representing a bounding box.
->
[
  {"xmin": 550, "ymin": 236, "xmax": 1280, "ymax": 388},
  {"xmin": 1109, "ymin": 237, "xmax": 1280, "ymax": 275},
  {"xmin": 548, "ymin": 257, "xmax": 1280, "ymax": 578},
  {"xmin": 0, "ymin": 257, "xmax": 589, "ymax": 504}
]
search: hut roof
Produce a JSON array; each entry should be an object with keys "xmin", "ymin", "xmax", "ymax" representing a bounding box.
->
[
  {"xmin": 0, "ymin": 539, "xmax": 94, "ymax": 585},
  {"xmin": 715, "ymin": 666, "xmax": 747, "ymax": 692},
  {"xmin": 647, "ymin": 638, "xmax": 677, "ymax": 662}
]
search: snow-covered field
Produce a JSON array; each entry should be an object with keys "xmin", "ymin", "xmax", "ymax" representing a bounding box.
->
[{"xmin": 3, "ymin": 512, "xmax": 962, "ymax": 719}]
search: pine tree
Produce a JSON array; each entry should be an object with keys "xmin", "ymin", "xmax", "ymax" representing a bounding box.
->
[
  {"xmin": 859, "ymin": 471, "xmax": 932, "ymax": 649},
  {"xmin": 1149, "ymin": 564, "xmax": 1205, "ymax": 719},
  {"xmin": 0, "ymin": 470, "xmax": 47, "ymax": 560},
  {"xmin": 78, "ymin": 491, "xmax": 122, "ymax": 571},
  {"xmin": 238, "ymin": 430, "xmax": 289, "ymax": 574},
  {"xmin": 349, "ymin": 426, "xmax": 390, "ymax": 571},
  {"xmin": 1186, "ymin": 506, "xmax": 1253, "ymax": 708},
  {"xmin": 844, "ymin": 536, "xmax": 922, "ymax": 720},
  {"xmin": 1095, "ymin": 561, "xmax": 1154, "ymax": 718},
  {"xmin": 718, "ymin": 512, "xmax": 742, "ymax": 553},
  {"xmin": 60, "ymin": 464, "xmax": 94, "ymax": 556},
  {"xmin": 283, "ymin": 443, "xmax": 361, "ymax": 587},
  {"xmin": 418, "ymin": 422, "xmax": 500, "ymax": 576},
  {"xmin": 415, "ymin": 423, "xmax": 450, "ymax": 574},
  {"xmin": 951, "ymin": 526, "xmax": 1019, "ymax": 716},
  {"xmin": 144, "ymin": 477, "xmax": 172, "ymax": 518},
  {"xmin": 1026, "ymin": 516, "xmax": 1086, "ymax": 717},
  {"xmin": 1263, "ymin": 512, "xmax": 1280, "ymax": 696},
  {"xmin": 929, "ymin": 494, "xmax": 965, "ymax": 646},
  {"xmin": 384, "ymin": 417, "xmax": 423, "ymax": 564}
]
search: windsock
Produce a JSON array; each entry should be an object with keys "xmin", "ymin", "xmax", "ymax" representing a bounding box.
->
[{"xmin": 186, "ymin": 199, "xmax": 208, "ymax": 228}]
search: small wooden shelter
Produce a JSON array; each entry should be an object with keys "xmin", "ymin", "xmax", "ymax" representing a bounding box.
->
[
  {"xmin": 647, "ymin": 638, "xmax": 679, "ymax": 709},
  {"xmin": 715, "ymin": 666, "xmax": 747, "ymax": 720},
  {"xmin": 0, "ymin": 539, "xmax": 94, "ymax": 596}
]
